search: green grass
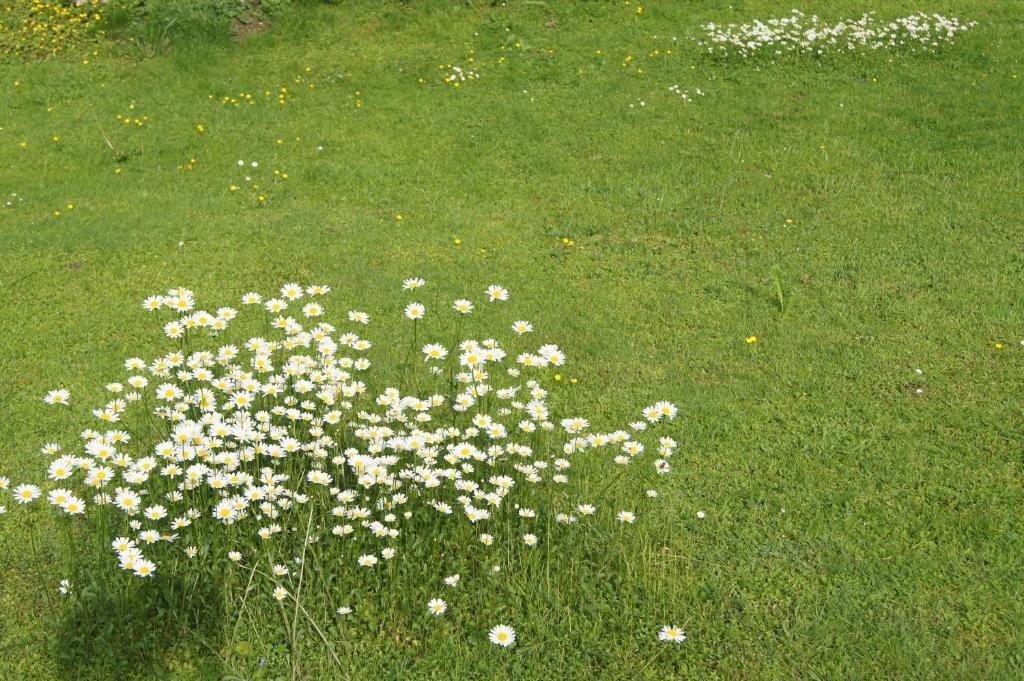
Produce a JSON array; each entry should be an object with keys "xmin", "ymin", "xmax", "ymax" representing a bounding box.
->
[{"xmin": 1, "ymin": 1, "xmax": 1023, "ymax": 678}]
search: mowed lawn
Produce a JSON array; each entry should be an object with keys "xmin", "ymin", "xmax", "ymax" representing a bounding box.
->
[{"xmin": 1, "ymin": 1, "xmax": 1022, "ymax": 678}]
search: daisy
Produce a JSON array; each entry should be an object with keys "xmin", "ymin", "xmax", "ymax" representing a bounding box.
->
[
  {"xmin": 114, "ymin": 490, "xmax": 141, "ymax": 514},
  {"xmin": 658, "ymin": 625, "xmax": 686, "ymax": 643},
  {"xmin": 142, "ymin": 296, "xmax": 164, "ymax": 311},
  {"xmin": 43, "ymin": 389, "xmax": 70, "ymax": 406},
  {"xmin": 539, "ymin": 345, "xmax": 565, "ymax": 366},
  {"xmin": 156, "ymin": 383, "xmax": 183, "ymax": 401},
  {"xmin": 307, "ymin": 470, "xmax": 333, "ymax": 485},
  {"xmin": 112, "ymin": 537, "xmax": 135, "ymax": 552},
  {"xmin": 486, "ymin": 285, "xmax": 509, "ymax": 302},
  {"xmin": 561, "ymin": 417, "xmax": 589, "ymax": 434},
  {"xmin": 656, "ymin": 401, "xmax": 678, "ymax": 420},
  {"xmin": 357, "ymin": 554, "xmax": 378, "ymax": 567},
  {"xmin": 144, "ymin": 505, "xmax": 167, "ymax": 520},
  {"xmin": 273, "ymin": 586, "xmax": 288, "ymax": 601},
  {"xmin": 13, "ymin": 484, "xmax": 41, "ymax": 504},
  {"xmin": 444, "ymin": 574, "xmax": 461, "ymax": 587},
  {"xmin": 47, "ymin": 460, "xmax": 73, "ymax": 481},
  {"xmin": 427, "ymin": 598, "xmax": 447, "ymax": 616},
  {"xmin": 511, "ymin": 320, "xmax": 533, "ymax": 335},
  {"xmin": 139, "ymin": 530, "xmax": 160, "ymax": 544},
  {"xmin": 167, "ymin": 293, "xmax": 193, "ymax": 312},
  {"xmin": 452, "ymin": 299, "xmax": 474, "ymax": 314},
  {"xmin": 337, "ymin": 606, "xmax": 353, "ymax": 615},
  {"xmin": 133, "ymin": 559, "xmax": 156, "ymax": 578},
  {"xmin": 348, "ymin": 311, "xmax": 369, "ymax": 324},
  {"xmin": 279, "ymin": 283, "xmax": 303, "ymax": 300},
  {"xmin": 422, "ymin": 343, "xmax": 448, "ymax": 360},
  {"xmin": 523, "ymin": 533, "xmax": 538, "ymax": 546},
  {"xmin": 405, "ymin": 303, "xmax": 425, "ymax": 320},
  {"xmin": 617, "ymin": 511, "xmax": 636, "ymax": 524},
  {"xmin": 58, "ymin": 579, "xmax": 73, "ymax": 595},
  {"xmin": 48, "ymin": 488, "xmax": 72, "ymax": 506},
  {"xmin": 488, "ymin": 624, "xmax": 516, "ymax": 647},
  {"xmin": 163, "ymin": 321, "xmax": 184, "ymax": 339},
  {"xmin": 402, "ymin": 278, "xmax": 425, "ymax": 290},
  {"xmin": 124, "ymin": 357, "xmax": 146, "ymax": 370}
]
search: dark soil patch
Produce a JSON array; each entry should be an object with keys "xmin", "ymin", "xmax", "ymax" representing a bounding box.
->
[{"xmin": 232, "ymin": 0, "xmax": 271, "ymax": 41}]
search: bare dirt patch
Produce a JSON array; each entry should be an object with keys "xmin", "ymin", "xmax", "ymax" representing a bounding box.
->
[{"xmin": 232, "ymin": 0, "xmax": 271, "ymax": 41}]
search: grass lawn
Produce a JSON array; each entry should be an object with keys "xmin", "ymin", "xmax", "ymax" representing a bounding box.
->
[{"xmin": 1, "ymin": 1, "xmax": 1022, "ymax": 678}]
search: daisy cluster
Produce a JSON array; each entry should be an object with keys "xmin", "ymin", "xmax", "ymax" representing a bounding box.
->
[
  {"xmin": 440, "ymin": 63, "xmax": 480, "ymax": 88},
  {"xmin": 421, "ymin": 31, "xmax": 526, "ymax": 88},
  {"xmin": 9, "ymin": 280, "xmax": 680, "ymax": 647},
  {"xmin": 667, "ymin": 84, "xmax": 704, "ymax": 103},
  {"xmin": 701, "ymin": 11, "xmax": 976, "ymax": 59},
  {"xmin": 3, "ymin": 192, "xmax": 23, "ymax": 209}
]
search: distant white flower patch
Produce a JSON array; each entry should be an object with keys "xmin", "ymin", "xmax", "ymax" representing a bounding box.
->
[
  {"xmin": 668, "ymin": 84, "xmax": 704, "ymax": 102},
  {"xmin": 701, "ymin": 11, "xmax": 976, "ymax": 59},
  {"xmin": 441, "ymin": 64, "xmax": 480, "ymax": 87}
]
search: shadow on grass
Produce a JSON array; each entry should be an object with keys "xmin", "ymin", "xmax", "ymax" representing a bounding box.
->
[{"xmin": 54, "ymin": 570, "xmax": 226, "ymax": 680}]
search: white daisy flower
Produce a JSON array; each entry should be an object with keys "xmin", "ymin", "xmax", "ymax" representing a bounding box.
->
[
  {"xmin": 488, "ymin": 624, "xmax": 516, "ymax": 647},
  {"xmin": 659, "ymin": 625, "xmax": 687, "ymax": 643},
  {"xmin": 43, "ymin": 389, "xmax": 70, "ymax": 406}
]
